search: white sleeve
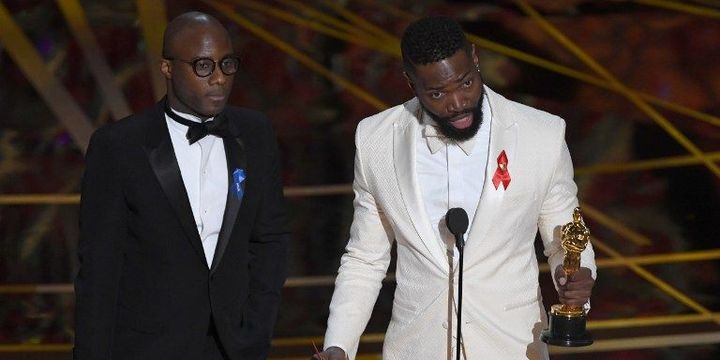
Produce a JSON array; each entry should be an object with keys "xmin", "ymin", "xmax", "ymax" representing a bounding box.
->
[
  {"xmin": 538, "ymin": 126, "xmax": 597, "ymax": 291},
  {"xmin": 323, "ymin": 132, "xmax": 395, "ymax": 359}
]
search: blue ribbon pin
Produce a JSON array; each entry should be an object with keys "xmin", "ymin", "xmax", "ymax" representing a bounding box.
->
[{"xmin": 232, "ymin": 168, "xmax": 246, "ymax": 200}]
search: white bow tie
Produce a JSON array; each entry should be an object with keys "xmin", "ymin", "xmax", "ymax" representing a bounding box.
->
[{"xmin": 423, "ymin": 124, "xmax": 475, "ymax": 155}]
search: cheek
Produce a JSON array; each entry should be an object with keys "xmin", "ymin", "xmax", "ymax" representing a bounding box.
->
[
  {"xmin": 470, "ymin": 86, "xmax": 483, "ymax": 102},
  {"xmin": 422, "ymin": 99, "xmax": 447, "ymax": 117},
  {"xmin": 175, "ymin": 76, "xmax": 206, "ymax": 99}
]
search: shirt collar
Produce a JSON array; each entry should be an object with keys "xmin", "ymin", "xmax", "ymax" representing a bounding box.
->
[{"xmin": 167, "ymin": 107, "xmax": 213, "ymax": 124}]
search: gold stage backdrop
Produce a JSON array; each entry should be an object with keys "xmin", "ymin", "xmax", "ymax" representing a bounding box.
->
[{"xmin": 0, "ymin": 0, "xmax": 718, "ymax": 359}]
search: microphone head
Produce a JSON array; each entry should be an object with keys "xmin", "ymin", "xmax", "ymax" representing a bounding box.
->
[{"xmin": 446, "ymin": 208, "xmax": 469, "ymax": 236}]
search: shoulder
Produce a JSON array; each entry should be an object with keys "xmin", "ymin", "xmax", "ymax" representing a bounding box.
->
[
  {"xmin": 355, "ymin": 98, "xmax": 418, "ymax": 147},
  {"xmin": 223, "ymin": 105, "xmax": 268, "ymax": 121},
  {"xmin": 89, "ymin": 105, "xmax": 159, "ymax": 146},
  {"xmin": 487, "ymin": 86, "xmax": 566, "ymax": 138},
  {"xmin": 223, "ymin": 105, "xmax": 273, "ymax": 133}
]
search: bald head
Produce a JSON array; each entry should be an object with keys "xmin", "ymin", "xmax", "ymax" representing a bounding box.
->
[
  {"xmin": 160, "ymin": 11, "xmax": 236, "ymax": 118},
  {"xmin": 162, "ymin": 12, "xmax": 230, "ymax": 58}
]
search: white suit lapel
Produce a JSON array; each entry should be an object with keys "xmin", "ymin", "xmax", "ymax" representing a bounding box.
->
[
  {"xmin": 465, "ymin": 88, "xmax": 518, "ymax": 260},
  {"xmin": 393, "ymin": 99, "xmax": 449, "ymax": 270}
]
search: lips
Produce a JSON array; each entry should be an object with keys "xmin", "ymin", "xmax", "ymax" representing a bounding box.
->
[
  {"xmin": 207, "ymin": 93, "xmax": 227, "ymax": 102},
  {"xmin": 448, "ymin": 113, "xmax": 473, "ymax": 129}
]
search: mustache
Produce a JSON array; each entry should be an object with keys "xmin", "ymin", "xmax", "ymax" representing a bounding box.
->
[
  {"xmin": 446, "ymin": 110, "xmax": 474, "ymax": 122},
  {"xmin": 424, "ymin": 99, "xmax": 483, "ymax": 142}
]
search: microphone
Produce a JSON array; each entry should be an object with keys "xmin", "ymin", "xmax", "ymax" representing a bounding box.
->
[
  {"xmin": 446, "ymin": 208, "xmax": 469, "ymax": 250},
  {"xmin": 445, "ymin": 208, "xmax": 468, "ymax": 360}
]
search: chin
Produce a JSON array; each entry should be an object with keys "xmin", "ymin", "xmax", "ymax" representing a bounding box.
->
[
  {"xmin": 436, "ymin": 112, "xmax": 482, "ymax": 142},
  {"xmin": 201, "ymin": 104, "xmax": 225, "ymax": 117}
]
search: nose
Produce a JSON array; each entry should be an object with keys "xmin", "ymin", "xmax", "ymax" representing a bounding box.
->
[
  {"xmin": 447, "ymin": 92, "xmax": 467, "ymax": 114},
  {"xmin": 208, "ymin": 67, "xmax": 228, "ymax": 86}
]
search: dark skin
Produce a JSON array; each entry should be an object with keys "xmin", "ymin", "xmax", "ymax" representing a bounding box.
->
[
  {"xmin": 160, "ymin": 14, "xmax": 235, "ymax": 119},
  {"xmin": 406, "ymin": 44, "xmax": 484, "ymax": 132},
  {"xmin": 555, "ymin": 266, "xmax": 594, "ymax": 307},
  {"xmin": 313, "ymin": 45, "xmax": 594, "ymax": 360}
]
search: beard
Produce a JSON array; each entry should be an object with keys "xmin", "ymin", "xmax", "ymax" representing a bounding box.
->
[{"xmin": 424, "ymin": 95, "xmax": 483, "ymax": 142}]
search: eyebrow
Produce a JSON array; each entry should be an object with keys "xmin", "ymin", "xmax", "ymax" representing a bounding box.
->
[{"xmin": 425, "ymin": 70, "xmax": 474, "ymax": 91}]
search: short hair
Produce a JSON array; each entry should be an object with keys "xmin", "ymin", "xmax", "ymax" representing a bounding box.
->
[{"xmin": 401, "ymin": 16, "xmax": 470, "ymax": 74}]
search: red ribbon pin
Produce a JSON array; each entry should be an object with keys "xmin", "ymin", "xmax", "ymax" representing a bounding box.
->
[{"xmin": 492, "ymin": 150, "xmax": 511, "ymax": 190}]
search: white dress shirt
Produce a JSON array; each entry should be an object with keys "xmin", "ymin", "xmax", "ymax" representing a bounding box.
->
[
  {"xmin": 416, "ymin": 93, "xmax": 493, "ymax": 260},
  {"xmin": 166, "ymin": 109, "xmax": 228, "ymax": 268}
]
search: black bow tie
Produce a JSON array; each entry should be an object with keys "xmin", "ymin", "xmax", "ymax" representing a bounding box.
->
[{"xmin": 165, "ymin": 106, "xmax": 231, "ymax": 144}]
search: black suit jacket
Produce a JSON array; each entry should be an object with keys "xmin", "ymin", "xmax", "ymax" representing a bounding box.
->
[{"xmin": 74, "ymin": 99, "xmax": 289, "ymax": 359}]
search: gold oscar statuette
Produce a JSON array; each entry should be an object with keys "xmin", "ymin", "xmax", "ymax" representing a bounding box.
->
[{"xmin": 540, "ymin": 207, "xmax": 593, "ymax": 347}]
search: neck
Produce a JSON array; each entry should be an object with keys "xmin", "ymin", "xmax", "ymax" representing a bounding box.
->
[{"xmin": 166, "ymin": 93, "xmax": 213, "ymax": 121}]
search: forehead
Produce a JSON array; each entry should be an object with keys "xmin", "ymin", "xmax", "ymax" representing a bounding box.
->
[
  {"xmin": 170, "ymin": 24, "xmax": 233, "ymax": 58},
  {"xmin": 411, "ymin": 49, "xmax": 474, "ymax": 88}
]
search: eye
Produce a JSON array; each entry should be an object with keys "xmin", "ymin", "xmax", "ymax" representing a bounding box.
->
[
  {"xmin": 222, "ymin": 58, "xmax": 238, "ymax": 69},
  {"xmin": 196, "ymin": 60, "xmax": 212, "ymax": 69},
  {"xmin": 430, "ymin": 91, "xmax": 444, "ymax": 99},
  {"xmin": 462, "ymin": 79, "xmax": 473, "ymax": 88}
]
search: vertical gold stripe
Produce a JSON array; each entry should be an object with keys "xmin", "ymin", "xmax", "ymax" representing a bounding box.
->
[
  {"xmin": 0, "ymin": 1, "xmax": 94, "ymax": 152},
  {"xmin": 56, "ymin": 0, "xmax": 132, "ymax": 120},
  {"xmin": 136, "ymin": 0, "xmax": 167, "ymax": 101}
]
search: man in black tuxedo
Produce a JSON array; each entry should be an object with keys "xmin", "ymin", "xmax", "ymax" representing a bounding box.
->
[{"xmin": 74, "ymin": 12, "xmax": 289, "ymax": 359}]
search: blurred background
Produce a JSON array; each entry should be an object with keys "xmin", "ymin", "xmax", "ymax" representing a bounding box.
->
[{"xmin": 0, "ymin": 0, "xmax": 719, "ymax": 359}]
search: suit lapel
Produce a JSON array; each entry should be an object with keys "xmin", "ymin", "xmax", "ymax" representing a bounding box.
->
[
  {"xmin": 144, "ymin": 99, "xmax": 207, "ymax": 266},
  {"xmin": 394, "ymin": 99, "xmax": 449, "ymax": 270},
  {"xmin": 210, "ymin": 113, "xmax": 247, "ymax": 274},
  {"xmin": 465, "ymin": 88, "xmax": 518, "ymax": 261}
]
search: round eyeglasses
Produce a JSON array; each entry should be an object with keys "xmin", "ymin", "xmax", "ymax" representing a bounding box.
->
[{"xmin": 165, "ymin": 56, "xmax": 240, "ymax": 77}]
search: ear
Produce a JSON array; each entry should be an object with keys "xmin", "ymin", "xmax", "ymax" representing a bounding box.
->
[
  {"xmin": 471, "ymin": 44, "xmax": 479, "ymax": 68},
  {"xmin": 160, "ymin": 59, "xmax": 172, "ymax": 79},
  {"xmin": 403, "ymin": 71, "xmax": 415, "ymax": 91}
]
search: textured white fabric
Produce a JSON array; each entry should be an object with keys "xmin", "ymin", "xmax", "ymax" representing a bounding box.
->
[
  {"xmin": 324, "ymin": 86, "xmax": 596, "ymax": 360},
  {"xmin": 416, "ymin": 93, "xmax": 492, "ymax": 263},
  {"xmin": 166, "ymin": 109, "xmax": 228, "ymax": 268}
]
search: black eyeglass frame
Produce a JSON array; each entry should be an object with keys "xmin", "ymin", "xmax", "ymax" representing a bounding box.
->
[{"xmin": 164, "ymin": 55, "xmax": 241, "ymax": 78}]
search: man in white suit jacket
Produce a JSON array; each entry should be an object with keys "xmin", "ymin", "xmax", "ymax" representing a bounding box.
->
[{"xmin": 315, "ymin": 16, "xmax": 596, "ymax": 360}]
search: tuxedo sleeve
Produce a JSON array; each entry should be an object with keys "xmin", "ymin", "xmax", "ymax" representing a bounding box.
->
[
  {"xmin": 323, "ymin": 126, "xmax": 395, "ymax": 359},
  {"xmin": 74, "ymin": 128, "xmax": 126, "ymax": 359},
  {"xmin": 538, "ymin": 120, "xmax": 596, "ymax": 288},
  {"xmin": 238, "ymin": 120, "xmax": 290, "ymax": 359}
]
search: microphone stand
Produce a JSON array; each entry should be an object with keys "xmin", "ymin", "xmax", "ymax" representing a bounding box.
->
[
  {"xmin": 455, "ymin": 233, "xmax": 465, "ymax": 360},
  {"xmin": 446, "ymin": 207, "xmax": 468, "ymax": 360}
]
